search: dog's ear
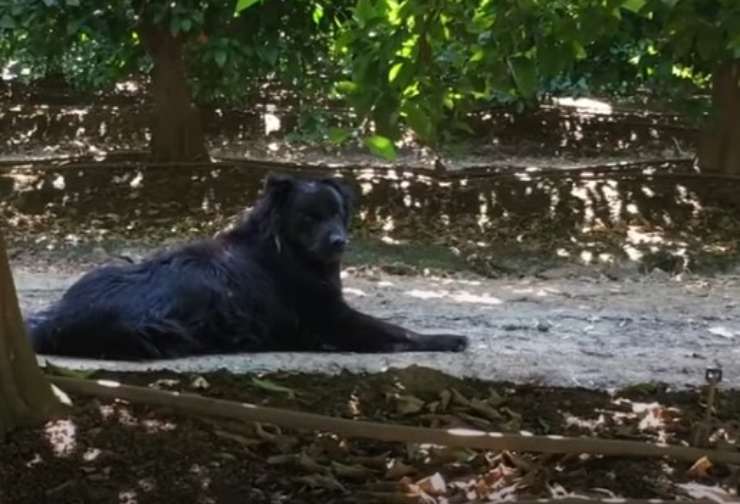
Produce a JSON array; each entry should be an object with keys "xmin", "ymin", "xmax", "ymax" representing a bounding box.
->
[
  {"xmin": 264, "ymin": 173, "xmax": 295, "ymax": 196},
  {"xmin": 323, "ymin": 177, "xmax": 355, "ymax": 218},
  {"xmin": 264, "ymin": 174, "xmax": 297, "ymax": 209}
]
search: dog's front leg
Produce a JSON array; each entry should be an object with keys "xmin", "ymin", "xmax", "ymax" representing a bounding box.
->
[{"xmin": 323, "ymin": 304, "xmax": 468, "ymax": 353}]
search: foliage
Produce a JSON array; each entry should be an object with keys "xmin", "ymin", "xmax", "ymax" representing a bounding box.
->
[
  {"xmin": 0, "ymin": 0, "xmax": 346, "ymax": 106},
  {"xmin": 329, "ymin": 0, "xmax": 625, "ymax": 145},
  {"xmin": 328, "ymin": 0, "xmax": 740, "ymax": 152},
  {"xmin": 3, "ymin": 0, "xmax": 740, "ymax": 158}
]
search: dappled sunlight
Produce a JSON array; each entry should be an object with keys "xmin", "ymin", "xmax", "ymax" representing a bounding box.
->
[
  {"xmin": 554, "ymin": 97, "xmax": 614, "ymax": 115},
  {"xmin": 25, "ymin": 453, "xmax": 43, "ymax": 468},
  {"xmin": 97, "ymin": 379, "xmax": 122, "ymax": 388},
  {"xmin": 564, "ymin": 413, "xmax": 606, "ymax": 432},
  {"xmin": 118, "ymin": 489, "xmax": 139, "ymax": 504},
  {"xmin": 44, "ymin": 418, "xmax": 78, "ymax": 457},
  {"xmin": 507, "ymin": 286, "xmax": 553, "ymax": 297},
  {"xmin": 451, "ymin": 291, "xmax": 502, "ymax": 305},
  {"xmin": 679, "ymin": 483, "xmax": 739, "ymax": 502},
  {"xmin": 380, "ymin": 235, "xmax": 404, "ymax": 245},
  {"xmin": 436, "ymin": 278, "xmax": 481, "ymax": 287},
  {"xmin": 115, "ymin": 80, "xmax": 141, "ymax": 94},
  {"xmin": 342, "ymin": 287, "xmax": 367, "ymax": 297},
  {"xmin": 264, "ymin": 111, "xmax": 281, "ymax": 136},
  {"xmin": 83, "ymin": 447, "xmax": 102, "ymax": 462},
  {"xmin": 142, "ymin": 418, "xmax": 177, "ymax": 434},
  {"xmin": 51, "ymin": 383, "xmax": 73, "ymax": 406},
  {"xmin": 405, "ymin": 288, "xmax": 502, "ymax": 305},
  {"xmin": 0, "ymin": 137, "xmax": 736, "ymax": 278}
]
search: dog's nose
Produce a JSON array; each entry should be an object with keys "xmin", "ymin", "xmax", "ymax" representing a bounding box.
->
[{"xmin": 329, "ymin": 235, "xmax": 347, "ymax": 251}]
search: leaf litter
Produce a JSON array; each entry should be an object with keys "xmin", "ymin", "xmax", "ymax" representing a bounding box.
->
[{"xmin": 3, "ymin": 365, "xmax": 739, "ymax": 503}]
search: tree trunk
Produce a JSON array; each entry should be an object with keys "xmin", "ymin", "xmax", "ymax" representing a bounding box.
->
[
  {"xmin": 141, "ymin": 25, "xmax": 209, "ymax": 163},
  {"xmin": 0, "ymin": 232, "xmax": 60, "ymax": 438},
  {"xmin": 698, "ymin": 60, "xmax": 740, "ymax": 174}
]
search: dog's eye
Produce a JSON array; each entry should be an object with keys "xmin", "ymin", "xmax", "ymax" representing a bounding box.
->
[{"xmin": 303, "ymin": 213, "xmax": 320, "ymax": 223}]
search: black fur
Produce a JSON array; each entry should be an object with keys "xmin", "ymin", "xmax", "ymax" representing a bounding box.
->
[{"xmin": 27, "ymin": 174, "xmax": 469, "ymax": 360}]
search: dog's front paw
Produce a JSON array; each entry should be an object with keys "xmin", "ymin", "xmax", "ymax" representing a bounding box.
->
[{"xmin": 424, "ymin": 333, "xmax": 469, "ymax": 352}]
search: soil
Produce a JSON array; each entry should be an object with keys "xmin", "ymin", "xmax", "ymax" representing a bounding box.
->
[
  {"xmin": 13, "ymin": 264, "xmax": 740, "ymax": 390},
  {"xmin": 1, "ymin": 367, "xmax": 739, "ymax": 503}
]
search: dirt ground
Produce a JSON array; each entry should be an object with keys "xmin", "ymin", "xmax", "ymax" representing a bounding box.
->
[
  {"xmin": 2, "ymin": 367, "xmax": 740, "ymax": 503},
  {"xmin": 13, "ymin": 262, "xmax": 740, "ymax": 390}
]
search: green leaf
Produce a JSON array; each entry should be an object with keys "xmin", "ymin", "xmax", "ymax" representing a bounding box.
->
[
  {"xmin": 251, "ymin": 377, "xmax": 297, "ymax": 398},
  {"xmin": 335, "ymin": 80, "xmax": 358, "ymax": 94},
  {"xmin": 364, "ymin": 135, "xmax": 397, "ymax": 160},
  {"xmin": 66, "ymin": 0, "xmax": 80, "ymax": 5},
  {"xmin": 0, "ymin": 15, "xmax": 15, "ymax": 29},
  {"xmin": 621, "ymin": 0, "xmax": 645, "ymax": 13},
  {"xmin": 388, "ymin": 62, "xmax": 403, "ymax": 82},
  {"xmin": 312, "ymin": 3, "xmax": 324, "ymax": 25},
  {"xmin": 452, "ymin": 120, "xmax": 475, "ymax": 135},
  {"xmin": 328, "ymin": 127, "xmax": 351, "ymax": 144},
  {"xmin": 44, "ymin": 360, "xmax": 96, "ymax": 379},
  {"xmin": 181, "ymin": 18, "xmax": 192, "ymax": 32},
  {"xmin": 572, "ymin": 41, "xmax": 587, "ymax": 60},
  {"xmin": 538, "ymin": 41, "xmax": 564, "ymax": 77},
  {"xmin": 469, "ymin": 47, "xmax": 485, "ymax": 64},
  {"xmin": 403, "ymin": 103, "xmax": 434, "ymax": 142},
  {"xmin": 214, "ymin": 50, "xmax": 227, "ymax": 67},
  {"xmin": 696, "ymin": 27, "xmax": 721, "ymax": 62},
  {"xmin": 235, "ymin": 0, "xmax": 260, "ymax": 14},
  {"xmin": 508, "ymin": 56, "xmax": 538, "ymax": 100},
  {"xmin": 354, "ymin": 0, "xmax": 379, "ymax": 25}
]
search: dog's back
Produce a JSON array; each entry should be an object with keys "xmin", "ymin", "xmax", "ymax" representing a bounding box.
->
[{"xmin": 27, "ymin": 238, "xmax": 271, "ymax": 359}]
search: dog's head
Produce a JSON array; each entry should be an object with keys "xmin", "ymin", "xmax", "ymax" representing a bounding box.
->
[{"xmin": 264, "ymin": 174, "xmax": 355, "ymax": 265}]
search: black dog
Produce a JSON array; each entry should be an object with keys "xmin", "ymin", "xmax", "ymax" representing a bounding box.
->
[{"xmin": 27, "ymin": 174, "xmax": 468, "ymax": 360}]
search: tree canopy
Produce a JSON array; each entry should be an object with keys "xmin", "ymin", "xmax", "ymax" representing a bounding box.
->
[{"xmin": 1, "ymin": 0, "xmax": 738, "ymax": 167}]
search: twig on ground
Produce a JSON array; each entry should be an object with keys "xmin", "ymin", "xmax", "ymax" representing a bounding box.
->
[{"xmin": 50, "ymin": 376, "xmax": 740, "ymax": 466}]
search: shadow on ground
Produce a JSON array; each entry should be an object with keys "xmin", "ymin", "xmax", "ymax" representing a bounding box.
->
[{"xmin": 2, "ymin": 157, "xmax": 740, "ymax": 276}]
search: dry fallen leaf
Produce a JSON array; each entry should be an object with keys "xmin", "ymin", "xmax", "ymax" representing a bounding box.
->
[
  {"xmin": 331, "ymin": 461, "xmax": 375, "ymax": 480},
  {"xmin": 213, "ymin": 429, "xmax": 261, "ymax": 449},
  {"xmin": 470, "ymin": 398, "xmax": 504, "ymax": 421},
  {"xmin": 298, "ymin": 452, "xmax": 330, "ymax": 474},
  {"xmin": 251, "ymin": 377, "xmax": 297, "ymax": 398},
  {"xmin": 296, "ymin": 474, "xmax": 346, "ymax": 492},
  {"xmin": 348, "ymin": 452, "xmax": 390, "ymax": 470},
  {"xmin": 386, "ymin": 460, "xmax": 418, "ymax": 479},
  {"xmin": 190, "ymin": 376, "xmax": 210, "ymax": 390},
  {"xmin": 439, "ymin": 390, "xmax": 452, "ymax": 411},
  {"xmin": 450, "ymin": 388, "xmax": 471, "ymax": 407},
  {"xmin": 416, "ymin": 472, "xmax": 447, "ymax": 496},
  {"xmin": 488, "ymin": 388, "xmax": 506, "ymax": 407},
  {"xmin": 395, "ymin": 395, "xmax": 426, "ymax": 415},
  {"xmin": 427, "ymin": 445, "xmax": 476, "ymax": 465},
  {"xmin": 687, "ymin": 456, "xmax": 713, "ymax": 479}
]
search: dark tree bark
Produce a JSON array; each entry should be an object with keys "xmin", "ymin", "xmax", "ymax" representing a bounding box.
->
[
  {"xmin": 698, "ymin": 60, "xmax": 740, "ymax": 174},
  {"xmin": 141, "ymin": 25, "xmax": 209, "ymax": 163},
  {"xmin": 0, "ymin": 232, "xmax": 60, "ymax": 438}
]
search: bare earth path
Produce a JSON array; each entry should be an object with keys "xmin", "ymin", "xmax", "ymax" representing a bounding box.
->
[{"xmin": 14, "ymin": 264, "xmax": 740, "ymax": 389}]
